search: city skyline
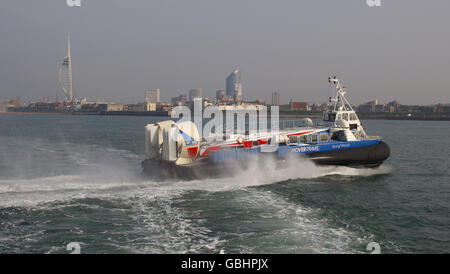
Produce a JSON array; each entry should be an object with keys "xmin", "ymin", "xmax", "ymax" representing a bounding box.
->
[{"xmin": 1, "ymin": 1, "xmax": 449, "ymax": 105}]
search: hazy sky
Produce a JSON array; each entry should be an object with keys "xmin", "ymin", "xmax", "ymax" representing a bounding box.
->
[{"xmin": 1, "ymin": 0, "xmax": 449, "ymax": 105}]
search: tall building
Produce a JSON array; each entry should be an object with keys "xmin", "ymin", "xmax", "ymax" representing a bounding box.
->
[
  {"xmin": 189, "ymin": 89, "xmax": 202, "ymax": 101},
  {"xmin": 59, "ymin": 35, "xmax": 73, "ymax": 101},
  {"xmin": 233, "ymin": 84, "xmax": 243, "ymax": 103},
  {"xmin": 226, "ymin": 69, "xmax": 242, "ymax": 103},
  {"xmin": 171, "ymin": 94, "xmax": 187, "ymax": 106},
  {"xmin": 272, "ymin": 92, "xmax": 280, "ymax": 106},
  {"xmin": 145, "ymin": 88, "xmax": 160, "ymax": 103}
]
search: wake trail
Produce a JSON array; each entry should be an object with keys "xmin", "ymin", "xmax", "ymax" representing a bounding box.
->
[{"xmin": 0, "ymin": 138, "xmax": 391, "ymax": 207}]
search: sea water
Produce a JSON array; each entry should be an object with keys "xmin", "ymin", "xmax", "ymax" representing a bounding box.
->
[{"xmin": 0, "ymin": 114, "xmax": 448, "ymax": 253}]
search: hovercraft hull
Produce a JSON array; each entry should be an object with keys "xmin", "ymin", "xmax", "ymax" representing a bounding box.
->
[
  {"xmin": 306, "ymin": 141, "xmax": 390, "ymax": 168},
  {"xmin": 141, "ymin": 141, "xmax": 390, "ymax": 180}
]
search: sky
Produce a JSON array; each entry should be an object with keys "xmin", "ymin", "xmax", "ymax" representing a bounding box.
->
[{"xmin": 0, "ymin": 0, "xmax": 449, "ymax": 105}]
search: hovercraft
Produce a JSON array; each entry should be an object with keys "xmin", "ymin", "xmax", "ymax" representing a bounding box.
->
[{"xmin": 141, "ymin": 77, "xmax": 390, "ymax": 180}]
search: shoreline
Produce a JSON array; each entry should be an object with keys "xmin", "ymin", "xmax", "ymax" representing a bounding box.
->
[
  {"xmin": 0, "ymin": 111, "xmax": 68, "ymax": 115},
  {"xmin": 2, "ymin": 111, "xmax": 450, "ymax": 121},
  {"xmin": 1, "ymin": 110, "xmax": 170, "ymax": 117}
]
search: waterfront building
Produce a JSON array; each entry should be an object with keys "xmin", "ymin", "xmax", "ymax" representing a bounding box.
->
[
  {"xmin": 125, "ymin": 102, "xmax": 155, "ymax": 112},
  {"xmin": 145, "ymin": 89, "xmax": 160, "ymax": 103},
  {"xmin": 290, "ymin": 101, "xmax": 307, "ymax": 111},
  {"xmin": 171, "ymin": 94, "xmax": 187, "ymax": 106},
  {"xmin": 216, "ymin": 90, "xmax": 226, "ymax": 101},
  {"xmin": 189, "ymin": 89, "xmax": 202, "ymax": 101},
  {"xmin": 226, "ymin": 69, "xmax": 243, "ymax": 103},
  {"xmin": 272, "ymin": 92, "xmax": 280, "ymax": 106}
]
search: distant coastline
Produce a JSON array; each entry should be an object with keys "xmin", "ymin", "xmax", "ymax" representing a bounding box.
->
[
  {"xmin": 2, "ymin": 110, "xmax": 170, "ymax": 117},
  {"xmin": 280, "ymin": 113, "xmax": 450, "ymax": 121},
  {"xmin": 357, "ymin": 112, "xmax": 450, "ymax": 121},
  {"xmin": 0, "ymin": 111, "xmax": 65, "ymax": 115},
  {"xmin": 2, "ymin": 110, "xmax": 450, "ymax": 121}
]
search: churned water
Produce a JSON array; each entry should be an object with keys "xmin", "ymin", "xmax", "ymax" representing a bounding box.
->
[{"xmin": 0, "ymin": 114, "xmax": 448, "ymax": 253}]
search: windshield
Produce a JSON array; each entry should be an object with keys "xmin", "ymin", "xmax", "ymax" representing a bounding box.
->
[{"xmin": 324, "ymin": 113, "xmax": 336, "ymax": 122}]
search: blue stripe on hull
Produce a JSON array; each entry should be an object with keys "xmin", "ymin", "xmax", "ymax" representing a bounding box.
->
[
  {"xmin": 277, "ymin": 139, "xmax": 380, "ymax": 156},
  {"xmin": 210, "ymin": 139, "xmax": 381, "ymax": 163}
]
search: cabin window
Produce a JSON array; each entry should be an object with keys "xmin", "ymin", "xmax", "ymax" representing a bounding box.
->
[
  {"xmin": 324, "ymin": 113, "xmax": 336, "ymax": 122},
  {"xmin": 299, "ymin": 135, "xmax": 308, "ymax": 143},
  {"xmin": 320, "ymin": 133, "xmax": 328, "ymax": 142},
  {"xmin": 331, "ymin": 132, "xmax": 339, "ymax": 141},
  {"xmin": 350, "ymin": 113, "xmax": 357, "ymax": 121},
  {"xmin": 289, "ymin": 135, "xmax": 298, "ymax": 144},
  {"xmin": 331, "ymin": 131, "xmax": 346, "ymax": 141},
  {"xmin": 311, "ymin": 134, "xmax": 318, "ymax": 143},
  {"xmin": 342, "ymin": 113, "xmax": 349, "ymax": 121}
]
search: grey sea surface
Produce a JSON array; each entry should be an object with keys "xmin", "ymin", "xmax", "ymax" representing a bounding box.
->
[{"xmin": 0, "ymin": 114, "xmax": 448, "ymax": 253}]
